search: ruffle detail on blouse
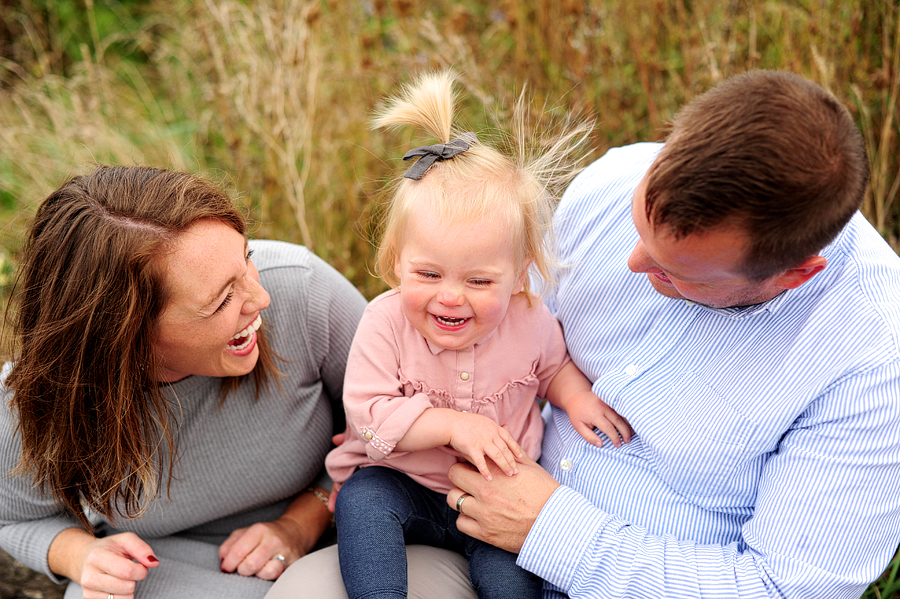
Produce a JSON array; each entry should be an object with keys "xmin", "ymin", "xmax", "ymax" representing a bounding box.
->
[
  {"xmin": 398, "ymin": 359, "xmax": 540, "ymax": 411},
  {"xmin": 470, "ymin": 359, "xmax": 540, "ymax": 408},
  {"xmin": 398, "ymin": 374, "xmax": 455, "ymax": 408}
]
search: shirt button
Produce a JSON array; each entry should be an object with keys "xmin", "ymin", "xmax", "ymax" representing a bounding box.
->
[
  {"xmin": 460, "ymin": 372, "xmax": 470, "ymax": 381},
  {"xmin": 560, "ymin": 458, "xmax": 573, "ymax": 471},
  {"xmin": 625, "ymin": 364, "xmax": 638, "ymax": 376},
  {"xmin": 685, "ymin": 300, "xmax": 695, "ymax": 307},
  {"xmin": 364, "ymin": 431, "xmax": 373, "ymax": 440}
]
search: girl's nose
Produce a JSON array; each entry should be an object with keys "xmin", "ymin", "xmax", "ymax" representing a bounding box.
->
[{"xmin": 436, "ymin": 287, "xmax": 464, "ymax": 306}]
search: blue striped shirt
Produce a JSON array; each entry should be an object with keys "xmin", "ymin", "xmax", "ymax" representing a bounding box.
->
[{"xmin": 518, "ymin": 143, "xmax": 900, "ymax": 598}]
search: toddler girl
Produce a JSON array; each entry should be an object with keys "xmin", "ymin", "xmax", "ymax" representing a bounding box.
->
[{"xmin": 325, "ymin": 71, "xmax": 631, "ymax": 599}]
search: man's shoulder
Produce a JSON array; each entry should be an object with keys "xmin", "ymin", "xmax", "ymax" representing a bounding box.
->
[
  {"xmin": 567, "ymin": 143, "xmax": 661, "ymax": 195},
  {"xmin": 830, "ymin": 214, "xmax": 900, "ymax": 347}
]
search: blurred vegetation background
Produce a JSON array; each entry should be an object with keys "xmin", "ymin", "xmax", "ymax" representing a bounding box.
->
[{"xmin": 0, "ymin": 0, "xmax": 898, "ymax": 597}]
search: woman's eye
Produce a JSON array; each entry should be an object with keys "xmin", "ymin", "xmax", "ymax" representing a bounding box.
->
[
  {"xmin": 213, "ymin": 290, "xmax": 234, "ymax": 314},
  {"xmin": 247, "ymin": 248, "xmax": 254, "ymax": 261}
]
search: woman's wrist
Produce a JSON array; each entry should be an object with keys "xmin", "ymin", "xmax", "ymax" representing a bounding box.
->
[{"xmin": 47, "ymin": 527, "xmax": 93, "ymax": 582}]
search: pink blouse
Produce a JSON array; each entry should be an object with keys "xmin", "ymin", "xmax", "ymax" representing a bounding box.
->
[{"xmin": 326, "ymin": 289, "xmax": 571, "ymax": 494}]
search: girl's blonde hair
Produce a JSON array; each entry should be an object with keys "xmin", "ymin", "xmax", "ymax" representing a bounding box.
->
[{"xmin": 372, "ymin": 71, "xmax": 593, "ymax": 296}]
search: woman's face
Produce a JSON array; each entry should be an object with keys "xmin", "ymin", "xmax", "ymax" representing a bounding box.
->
[{"xmin": 153, "ymin": 219, "xmax": 270, "ymax": 382}]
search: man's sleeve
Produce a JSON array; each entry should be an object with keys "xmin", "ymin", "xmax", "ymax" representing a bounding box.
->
[{"xmin": 518, "ymin": 360, "xmax": 900, "ymax": 598}]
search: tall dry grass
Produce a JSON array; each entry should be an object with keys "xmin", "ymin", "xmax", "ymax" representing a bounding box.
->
[{"xmin": 2, "ymin": 0, "xmax": 899, "ymax": 295}]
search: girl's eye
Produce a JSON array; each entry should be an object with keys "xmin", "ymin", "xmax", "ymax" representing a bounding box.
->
[
  {"xmin": 470, "ymin": 279, "xmax": 492, "ymax": 287},
  {"xmin": 213, "ymin": 290, "xmax": 234, "ymax": 314},
  {"xmin": 417, "ymin": 271, "xmax": 440, "ymax": 280}
]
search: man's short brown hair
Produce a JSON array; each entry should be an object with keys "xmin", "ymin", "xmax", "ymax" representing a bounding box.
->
[{"xmin": 644, "ymin": 70, "xmax": 869, "ymax": 280}]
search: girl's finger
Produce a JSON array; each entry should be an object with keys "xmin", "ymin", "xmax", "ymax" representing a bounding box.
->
[{"xmin": 486, "ymin": 441, "xmax": 517, "ymax": 476}]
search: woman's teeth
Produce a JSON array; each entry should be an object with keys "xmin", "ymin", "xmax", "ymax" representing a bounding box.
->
[{"xmin": 229, "ymin": 314, "xmax": 262, "ymax": 350}]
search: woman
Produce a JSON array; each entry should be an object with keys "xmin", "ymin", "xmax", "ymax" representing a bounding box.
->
[{"xmin": 0, "ymin": 166, "xmax": 367, "ymax": 598}]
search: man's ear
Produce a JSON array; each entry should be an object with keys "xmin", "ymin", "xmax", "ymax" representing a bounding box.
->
[{"xmin": 773, "ymin": 256, "xmax": 827, "ymax": 290}]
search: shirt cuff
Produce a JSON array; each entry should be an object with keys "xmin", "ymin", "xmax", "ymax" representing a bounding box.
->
[{"xmin": 517, "ymin": 485, "xmax": 612, "ymax": 591}]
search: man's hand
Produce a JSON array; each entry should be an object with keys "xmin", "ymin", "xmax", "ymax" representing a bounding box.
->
[{"xmin": 446, "ymin": 455, "xmax": 560, "ymax": 553}]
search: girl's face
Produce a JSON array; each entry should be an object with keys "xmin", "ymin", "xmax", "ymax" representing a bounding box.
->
[
  {"xmin": 153, "ymin": 219, "xmax": 271, "ymax": 382},
  {"xmin": 394, "ymin": 205, "xmax": 527, "ymax": 351}
]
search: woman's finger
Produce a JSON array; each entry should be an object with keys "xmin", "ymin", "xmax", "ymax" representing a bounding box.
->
[{"xmin": 220, "ymin": 526, "xmax": 261, "ymax": 573}]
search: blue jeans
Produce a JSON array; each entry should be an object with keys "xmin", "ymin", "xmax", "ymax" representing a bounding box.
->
[{"xmin": 335, "ymin": 466, "xmax": 542, "ymax": 599}]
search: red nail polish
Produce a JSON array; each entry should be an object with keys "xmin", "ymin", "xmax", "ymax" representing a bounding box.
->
[{"xmin": 149, "ymin": 555, "xmax": 159, "ymax": 563}]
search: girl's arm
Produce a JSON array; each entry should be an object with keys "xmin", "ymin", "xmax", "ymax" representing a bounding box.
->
[
  {"xmin": 396, "ymin": 408, "xmax": 525, "ymax": 479},
  {"xmin": 546, "ymin": 361, "xmax": 632, "ymax": 447}
]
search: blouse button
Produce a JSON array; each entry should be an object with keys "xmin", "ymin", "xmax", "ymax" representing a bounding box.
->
[
  {"xmin": 560, "ymin": 458, "xmax": 573, "ymax": 471},
  {"xmin": 460, "ymin": 372, "xmax": 470, "ymax": 381},
  {"xmin": 364, "ymin": 431, "xmax": 373, "ymax": 440}
]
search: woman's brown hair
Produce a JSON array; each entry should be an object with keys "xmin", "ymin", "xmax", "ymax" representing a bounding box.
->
[{"xmin": 4, "ymin": 165, "xmax": 277, "ymax": 530}]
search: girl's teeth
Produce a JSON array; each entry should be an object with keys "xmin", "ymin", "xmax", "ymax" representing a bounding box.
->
[{"xmin": 437, "ymin": 316, "xmax": 466, "ymax": 325}]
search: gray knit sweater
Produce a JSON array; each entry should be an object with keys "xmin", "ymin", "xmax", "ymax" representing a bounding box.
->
[{"xmin": 0, "ymin": 240, "xmax": 367, "ymax": 598}]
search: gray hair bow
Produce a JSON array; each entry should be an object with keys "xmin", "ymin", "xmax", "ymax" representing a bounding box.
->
[{"xmin": 402, "ymin": 132, "xmax": 478, "ymax": 180}]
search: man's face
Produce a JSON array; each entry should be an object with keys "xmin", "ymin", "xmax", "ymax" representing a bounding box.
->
[{"xmin": 627, "ymin": 175, "xmax": 785, "ymax": 309}]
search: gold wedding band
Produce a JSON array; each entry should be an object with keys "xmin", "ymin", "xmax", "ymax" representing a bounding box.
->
[{"xmin": 456, "ymin": 493, "xmax": 471, "ymax": 515}]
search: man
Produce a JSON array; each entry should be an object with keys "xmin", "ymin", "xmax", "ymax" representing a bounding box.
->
[{"xmin": 448, "ymin": 70, "xmax": 900, "ymax": 598}]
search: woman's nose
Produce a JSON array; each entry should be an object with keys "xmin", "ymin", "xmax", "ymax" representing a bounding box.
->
[{"xmin": 244, "ymin": 263, "xmax": 271, "ymax": 313}]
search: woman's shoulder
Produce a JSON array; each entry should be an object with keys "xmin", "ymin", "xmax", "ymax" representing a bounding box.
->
[{"xmin": 249, "ymin": 239, "xmax": 313, "ymax": 272}]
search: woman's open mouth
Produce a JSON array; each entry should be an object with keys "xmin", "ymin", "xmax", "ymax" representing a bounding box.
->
[{"xmin": 227, "ymin": 314, "xmax": 262, "ymax": 351}]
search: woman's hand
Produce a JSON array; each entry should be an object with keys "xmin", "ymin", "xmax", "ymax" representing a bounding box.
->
[
  {"xmin": 218, "ymin": 486, "xmax": 331, "ymax": 580},
  {"xmin": 48, "ymin": 528, "xmax": 158, "ymax": 599}
]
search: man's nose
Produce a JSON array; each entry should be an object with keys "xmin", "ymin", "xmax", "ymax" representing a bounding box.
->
[{"xmin": 627, "ymin": 240, "xmax": 654, "ymax": 273}]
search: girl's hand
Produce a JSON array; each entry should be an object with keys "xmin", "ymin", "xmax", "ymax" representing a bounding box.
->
[
  {"xmin": 70, "ymin": 532, "xmax": 159, "ymax": 599},
  {"xmin": 566, "ymin": 390, "xmax": 632, "ymax": 447},
  {"xmin": 448, "ymin": 413, "xmax": 525, "ymax": 480}
]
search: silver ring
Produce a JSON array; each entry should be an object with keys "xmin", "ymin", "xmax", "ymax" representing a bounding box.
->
[
  {"xmin": 272, "ymin": 553, "xmax": 287, "ymax": 568},
  {"xmin": 455, "ymin": 493, "xmax": 471, "ymax": 515},
  {"xmin": 108, "ymin": 595, "xmax": 114, "ymax": 599}
]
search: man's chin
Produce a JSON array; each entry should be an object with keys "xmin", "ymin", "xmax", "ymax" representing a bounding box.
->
[{"xmin": 647, "ymin": 275, "xmax": 685, "ymax": 301}]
